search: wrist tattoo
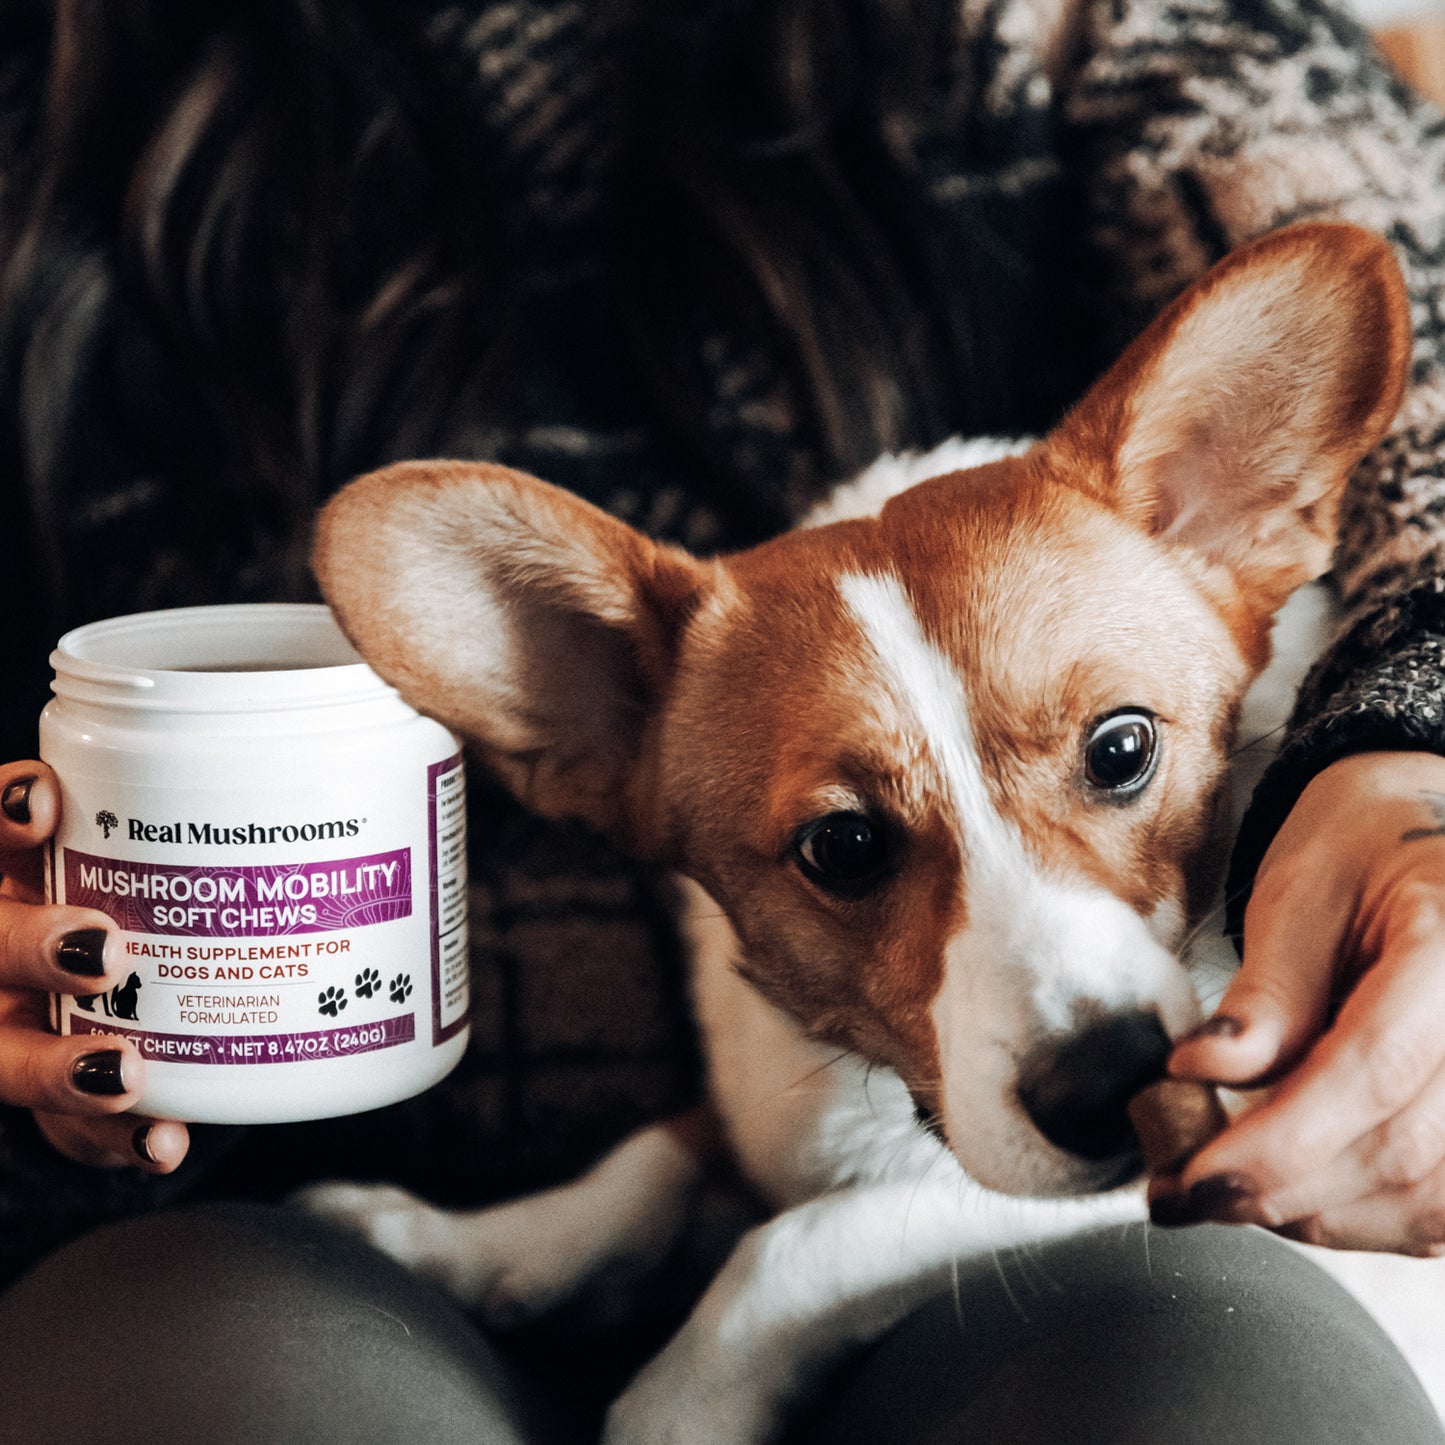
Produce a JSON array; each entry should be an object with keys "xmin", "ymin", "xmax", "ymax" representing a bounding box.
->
[{"xmin": 1401, "ymin": 791, "xmax": 1445, "ymax": 843}]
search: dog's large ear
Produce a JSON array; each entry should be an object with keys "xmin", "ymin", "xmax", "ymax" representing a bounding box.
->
[
  {"xmin": 1050, "ymin": 223, "xmax": 1410, "ymax": 616},
  {"xmin": 313, "ymin": 461, "xmax": 712, "ymax": 845}
]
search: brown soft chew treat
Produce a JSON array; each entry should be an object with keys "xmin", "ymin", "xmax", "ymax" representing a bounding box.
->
[{"xmin": 1127, "ymin": 1079, "xmax": 1229, "ymax": 1174}]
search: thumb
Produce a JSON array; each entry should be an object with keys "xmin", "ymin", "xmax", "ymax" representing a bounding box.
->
[{"xmin": 1170, "ymin": 869, "xmax": 1351, "ymax": 1087}]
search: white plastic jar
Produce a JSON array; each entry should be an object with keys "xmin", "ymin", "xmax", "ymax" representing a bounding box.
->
[{"xmin": 40, "ymin": 604, "xmax": 469, "ymax": 1124}]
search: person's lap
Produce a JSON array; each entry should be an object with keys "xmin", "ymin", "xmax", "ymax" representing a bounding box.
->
[{"xmin": 0, "ymin": 1201, "xmax": 1439, "ymax": 1445}]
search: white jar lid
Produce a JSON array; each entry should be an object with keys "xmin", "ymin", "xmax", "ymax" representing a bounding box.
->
[{"xmin": 50, "ymin": 604, "xmax": 397, "ymax": 714}]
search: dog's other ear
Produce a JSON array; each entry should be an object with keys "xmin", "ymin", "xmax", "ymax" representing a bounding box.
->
[
  {"xmin": 1051, "ymin": 223, "xmax": 1411, "ymax": 616},
  {"xmin": 313, "ymin": 461, "xmax": 712, "ymax": 846}
]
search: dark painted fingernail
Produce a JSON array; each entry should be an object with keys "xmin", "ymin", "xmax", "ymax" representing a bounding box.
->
[
  {"xmin": 56, "ymin": 928, "xmax": 108, "ymax": 978},
  {"xmin": 1, "ymin": 775, "xmax": 35, "ymax": 824},
  {"xmin": 72, "ymin": 1051, "xmax": 127, "ymax": 1096},
  {"xmin": 1187, "ymin": 1172, "xmax": 1256, "ymax": 1217},
  {"xmin": 1150, "ymin": 1191, "xmax": 1206, "ymax": 1228},
  {"xmin": 133, "ymin": 1124, "xmax": 156, "ymax": 1164},
  {"xmin": 1150, "ymin": 1172, "xmax": 1257, "ymax": 1227},
  {"xmin": 1181, "ymin": 1015, "xmax": 1245, "ymax": 1043}
]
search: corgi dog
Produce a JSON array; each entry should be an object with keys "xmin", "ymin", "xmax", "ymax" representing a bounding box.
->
[{"xmin": 304, "ymin": 223, "xmax": 1437, "ymax": 1441}]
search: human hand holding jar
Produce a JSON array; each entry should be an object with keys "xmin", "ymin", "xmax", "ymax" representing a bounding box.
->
[{"xmin": 0, "ymin": 761, "xmax": 189, "ymax": 1171}]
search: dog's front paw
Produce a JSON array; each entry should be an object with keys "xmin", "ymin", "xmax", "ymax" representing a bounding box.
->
[
  {"xmin": 293, "ymin": 1181, "xmax": 453, "ymax": 1278},
  {"xmin": 446, "ymin": 1197, "xmax": 600, "ymax": 1329},
  {"xmin": 294, "ymin": 1180, "xmax": 609, "ymax": 1327}
]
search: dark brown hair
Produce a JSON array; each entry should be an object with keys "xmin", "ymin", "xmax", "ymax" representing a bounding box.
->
[{"xmin": 0, "ymin": 0, "xmax": 1049, "ymax": 636}]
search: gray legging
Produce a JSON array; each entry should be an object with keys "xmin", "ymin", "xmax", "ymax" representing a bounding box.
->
[{"xmin": 0, "ymin": 1203, "xmax": 1439, "ymax": 1445}]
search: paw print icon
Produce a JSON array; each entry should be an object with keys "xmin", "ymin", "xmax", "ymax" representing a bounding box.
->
[
  {"xmin": 317, "ymin": 986, "xmax": 348, "ymax": 1017},
  {"xmin": 389, "ymin": 973, "xmax": 413, "ymax": 1005},
  {"xmin": 354, "ymin": 967, "xmax": 381, "ymax": 999}
]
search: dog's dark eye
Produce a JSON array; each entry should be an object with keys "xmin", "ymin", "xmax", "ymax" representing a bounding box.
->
[
  {"xmin": 793, "ymin": 812, "xmax": 888, "ymax": 894},
  {"xmin": 1084, "ymin": 712, "xmax": 1158, "ymax": 793}
]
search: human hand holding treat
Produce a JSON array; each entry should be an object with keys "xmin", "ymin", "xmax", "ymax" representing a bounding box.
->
[
  {"xmin": 0, "ymin": 761, "xmax": 188, "ymax": 1172},
  {"xmin": 1153, "ymin": 751, "xmax": 1445, "ymax": 1254}
]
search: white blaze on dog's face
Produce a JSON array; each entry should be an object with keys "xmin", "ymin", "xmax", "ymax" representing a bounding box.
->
[{"xmin": 314, "ymin": 223, "xmax": 1410, "ymax": 1198}]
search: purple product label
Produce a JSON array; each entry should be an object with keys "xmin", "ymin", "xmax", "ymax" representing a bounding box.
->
[
  {"xmin": 70, "ymin": 1012, "xmax": 415, "ymax": 1064},
  {"xmin": 63, "ymin": 848, "xmax": 412, "ymax": 938}
]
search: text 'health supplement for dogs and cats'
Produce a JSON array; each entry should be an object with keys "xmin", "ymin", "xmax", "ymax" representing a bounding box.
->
[{"xmin": 41, "ymin": 604, "xmax": 469, "ymax": 1124}]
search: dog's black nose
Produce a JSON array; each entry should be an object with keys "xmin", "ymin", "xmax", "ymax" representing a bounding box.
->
[{"xmin": 1017, "ymin": 1011, "xmax": 1173, "ymax": 1163}]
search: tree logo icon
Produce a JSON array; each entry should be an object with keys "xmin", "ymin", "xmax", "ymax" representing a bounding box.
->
[{"xmin": 95, "ymin": 809, "xmax": 118, "ymax": 840}]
